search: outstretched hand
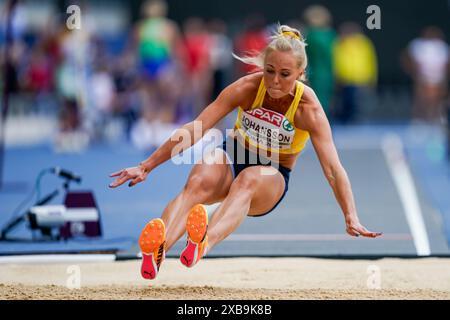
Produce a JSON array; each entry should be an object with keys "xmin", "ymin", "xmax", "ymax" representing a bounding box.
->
[
  {"xmin": 109, "ymin": 166, "xmax": 149, "ymax": 188},
  {"xmin": 346, "ymin": 218, "xmax": 382, "ymax": 238}
]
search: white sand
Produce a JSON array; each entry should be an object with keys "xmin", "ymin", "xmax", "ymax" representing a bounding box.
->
[{"xmin": 1, "ymin": 257, "xmax": 450, "ymax": 299}]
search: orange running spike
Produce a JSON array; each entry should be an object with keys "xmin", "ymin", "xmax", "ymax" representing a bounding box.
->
[
  {"xmin": 139, "ymin": 218, "xmax": 166, "ymax": 280},
  {"xmin": 180, "ymin": 204, "xmax": 209, "ymax": 268}
]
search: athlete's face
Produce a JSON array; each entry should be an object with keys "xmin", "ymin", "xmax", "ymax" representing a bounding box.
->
[{"xmin": 263, "ymin": 50, "xmax": 304, "ymax": 99}]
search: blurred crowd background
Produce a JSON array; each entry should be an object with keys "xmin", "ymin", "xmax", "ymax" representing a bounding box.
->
[{"xmin": 0, "ymin": 0, "xmax": 449, "ymax": 155}]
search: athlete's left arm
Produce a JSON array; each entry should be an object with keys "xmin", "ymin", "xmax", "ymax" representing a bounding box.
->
[{"xmin": 295, "ymin": 87, "xmax": 382, "ymax": 238}]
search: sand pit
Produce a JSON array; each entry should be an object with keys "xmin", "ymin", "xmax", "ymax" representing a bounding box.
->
[{"xmin": 1, "ymin": 257, "xmax": 450, "ymax": 300}]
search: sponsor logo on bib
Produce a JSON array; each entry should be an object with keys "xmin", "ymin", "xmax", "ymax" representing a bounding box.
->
[
  {"xmin": 282, "ymin": 119, "xmax": 294, "ymax": 132},
  {"xmin": 240, "ymin": 107, "xmax": 295, "ymax": 150}
]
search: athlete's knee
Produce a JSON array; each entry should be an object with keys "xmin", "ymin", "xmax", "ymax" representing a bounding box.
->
[
  {"xmin": 230, "ymin": 169, "xmax": 259, "ymax": 195},
  {"xmin": 183, "ymin": 173, "xmax": 217, "ymax": 197}
]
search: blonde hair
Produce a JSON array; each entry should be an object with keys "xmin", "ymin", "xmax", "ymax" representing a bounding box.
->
[{"xmin": 233, "ymin": 25, "xmax": 308, "ymax": 81}]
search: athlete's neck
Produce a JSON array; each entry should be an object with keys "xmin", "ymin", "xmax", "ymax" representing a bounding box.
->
[
  {"xmin": 266, "ymin": 84, "xmax": 296, "ymax": 103},
  {"xmin": 266, "ymin": 91, "xmax": 295, "ymax": 105}
]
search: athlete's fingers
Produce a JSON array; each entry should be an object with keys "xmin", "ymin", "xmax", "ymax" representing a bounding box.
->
[
  {"xmin": 358, "ymin": 227, "xmax": 377, "ymax": 238},
  {"xmin": 109, "ymin": 179, "xmax": 125, "ymax": 188},
  {"xmin": 346, "ymin": 228, "xmax": 360, "ymax": 237},
  {"xmin": 109, "ymin": 170, "xmax": 124, "ymax": 177},
  {"xmin": 361, "ymin": 230, "xmax": 383, "ymax": 238},
  {"xmin": 128, "ymin": 175, "xmax": 144, "ymax": 187},
  {"xmin": 352, "ymin": 226, "xmax": 382, "ymax": 238},
  {"xmin": 109, "ymin": 173, "xmax": 131, "ymax": 188}
]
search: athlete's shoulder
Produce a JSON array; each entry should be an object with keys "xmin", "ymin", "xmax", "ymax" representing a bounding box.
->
[
  {"xmin": 216, "ymin": 72, "xmax": 262, "ymax": 110},
  {"xmin": 224, "ymin": 72, "xmax": 263, "ymax": 108},
  {"xmin": 299, "ymin": 83, "xmax": 321, "ymax": 111},
  {"xmin": 234, "ymin": 72, "xmax": 263, "ymax": 94},
  {"xmin": 295, "ymin": 83, "xmax": 327, "ymax": 132}
]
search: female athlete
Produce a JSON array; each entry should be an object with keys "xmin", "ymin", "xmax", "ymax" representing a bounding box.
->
[{"xmin": 109, "ymin": 25, "xmax": 382, "ymax": 280}]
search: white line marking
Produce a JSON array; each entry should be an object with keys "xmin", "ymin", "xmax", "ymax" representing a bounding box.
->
[
  {"xmin": 381, "ymin": 134, "xmax": 431, "ymax": 256},
  {"xmin": 0, "ymin": 254, "xmax": 116, "ymax": 264},
  {"xmin": 225, "ymin": 233, "xmax": 412, "ymax": 241}
]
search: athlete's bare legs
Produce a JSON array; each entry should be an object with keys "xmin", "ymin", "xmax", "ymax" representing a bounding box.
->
[
  {"xmin": 162, "ymin": 149, "xmax": 233, "ymax": 251},
  {"xmin": 207, "ymin": 165, "xmax": 285, "ymax": 250}
]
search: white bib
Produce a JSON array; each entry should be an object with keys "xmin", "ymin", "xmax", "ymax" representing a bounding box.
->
[{"xmin": 240, "ymin": 106, "xmax": 295, "ymax": 150}]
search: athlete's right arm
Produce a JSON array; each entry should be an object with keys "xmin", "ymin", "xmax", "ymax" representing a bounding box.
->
[{"xmin": 109, "ymin": 76, "xmax": 255, "ymax": 188}]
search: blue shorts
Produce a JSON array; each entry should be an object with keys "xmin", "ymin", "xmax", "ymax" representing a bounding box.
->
[
  {"xmin": 218, "ymin": 137, "xmax": 291, "ymax": 217},
  {"xmin": 140, "ymin": 57, "xmax": 171, "ymax": 81}
]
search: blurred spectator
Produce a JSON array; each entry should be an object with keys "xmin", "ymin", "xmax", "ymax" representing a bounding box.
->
[
  {"xmin": 55, "ymin": 30, "xmax": 80, "ymax": 117},
  {"xmin": 111, "ymin": 51, "xmax": 140, "ymax": 140},
  {"xmin": 0, "ymin": 51, "xmax": 3, "ymax": 95},
  {"xmin": 303, "ymin": 5, "xmax": 336, "ymax": 118},
  {"xmin": 89, "ymin": 63, "xmax": 116, "ymax": 137},
  {"xmin": 208, "ymin": 19, "xmax": 232, "ymax": 100},
  {"xmin": 447, "ymin": 99, "xmax": 450, "ymax": 162},
  {"xmin": 234, "ymin": 13, "xmax": 268, "ymax": 76},
  {"xmin": 135, "ymin": 0, "xmax": 182, "ymax": 122},
  {"xmin": 181, "ymin": 17, "xmax": 212, "ymax": 117},
  {"xmin": 1, "ymin": 47, "xmax": 20, "ymax": 97},
  {"xmin": 24, "ymin": 46, "xmax": 52, "ymax": 93},
  {"xmin": 21, "ymin": 35, "xmax": 58, "ymax": 116},
  {"xmin": 59, "ymin": 98, "xmax": 80, "ymax": 132},
  {"xmin": 333, "ymin": 22, "xmax": 378, "ymax": 124},
  {"xmin": 135, "ymin": 0, "xmax": 180, "ymax": 82},
  {"xmin": 1, "ymin": 17, "xmax": 23, "ymax": 99},
  {"xmin": 402, "ymin": 26, "xmax": 449, "ymax": 124},
  {"xmin": 130, "ymin": 0, "xmax": 184, "ymax": 151},
  {"xmin": 54, "ymin": 20, "xmax": 92, "ymax": 152}
]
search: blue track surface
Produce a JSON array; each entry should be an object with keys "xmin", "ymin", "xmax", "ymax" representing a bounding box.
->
[
  {"xmin": 0, "ymin": 141, "xmax": 193, "ymax": 254},
  {"xmin": 0, "ymin": 124, "xmax": 449, "ymax": 256}
]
